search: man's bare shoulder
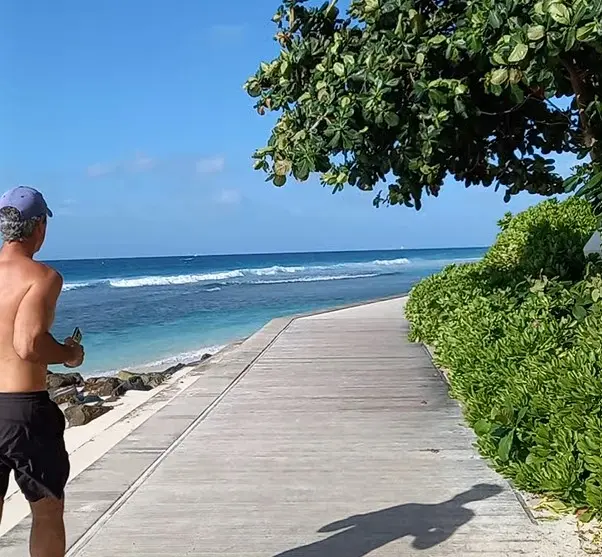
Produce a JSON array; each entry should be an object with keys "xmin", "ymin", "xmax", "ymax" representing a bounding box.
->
[{"xmin": 25, "ymin": 261, "xmax": 63, "ymax": 289}]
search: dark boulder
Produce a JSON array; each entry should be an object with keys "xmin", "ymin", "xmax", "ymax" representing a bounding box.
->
[
  {"xmin": 64, "ymin": 404, "xmax": 112, "ymax": 427},
  {"xmin": 84, "ymin": 377, "xmax": 124, "ymax": 397},
  {"xmin": 76, "ymin": 394, "xmax": 104, "ymax": 405},
  {"xmin": 163, "ymin": 362, "xmax": 186, "ymax": 375},
  {"xmin": 46, "ymin": 371, "xmax": 84, "ymax": 390},
  {"xmin": 117, "ymin": 371, "xmax": 167, "ymax": 390},
  {"xmin": 51, "ymin": 385, "xmax": 78, "ymax": 405}
]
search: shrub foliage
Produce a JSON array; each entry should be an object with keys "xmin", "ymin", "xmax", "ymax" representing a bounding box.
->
[{"xmin": 406, "ymin": 197, "xmax": 602, "ymax": 516}]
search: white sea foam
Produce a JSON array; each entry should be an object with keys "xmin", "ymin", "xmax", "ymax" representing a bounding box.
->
[
  {"xmin": 96, "ymin": 344, "xmax": 227, "ymax": 377},
  {"xmin": 372, "ymin": 258, "xmax": 410, "ymax": 266},
  {"xmin": 250, "ymin": 265, "xmax": 306, "ymax": 276},
  {"xmin": 109, "ymin": 270, "xmax": 244, "ymax": 288},
  {"xmin": 62, "ymin": 282, "xmax": 94, "ymax": 292},
  {"xmin": 256, "ymin": 273, "xmax": 380, "ymax": 285},
  {"xmin": 65, "ymin": 256, "xmax": 417, "ymax": 291}
]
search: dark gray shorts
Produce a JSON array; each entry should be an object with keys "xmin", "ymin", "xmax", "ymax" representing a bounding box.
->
[{"xmin": 0, "ymin": 391, "xmax": 70, "ymax": 502}]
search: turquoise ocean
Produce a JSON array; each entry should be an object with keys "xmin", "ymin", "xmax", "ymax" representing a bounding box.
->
[{"xmin": 48, "ymin": 248, "xmax": 485, "ymax": 376}]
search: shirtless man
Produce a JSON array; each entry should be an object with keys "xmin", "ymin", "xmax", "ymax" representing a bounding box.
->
[{"xmin": 0, "ymin": 186, "xmax": 84, "ymax": 557}]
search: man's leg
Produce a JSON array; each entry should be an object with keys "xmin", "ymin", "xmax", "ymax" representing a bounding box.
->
[{"xmin": 29, "ymin": 497, "xmax": 65, "ymax": 557}]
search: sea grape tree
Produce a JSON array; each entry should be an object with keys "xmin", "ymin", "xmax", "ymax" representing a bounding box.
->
[{"xmin": 245, "ymin": 0, "xmax": 602, "ymax": 211}]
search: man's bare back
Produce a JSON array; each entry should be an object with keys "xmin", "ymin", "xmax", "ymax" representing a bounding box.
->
[
  {"xmin": 0, "ymin": 253, "xmax": 64, "ymax": 392},
  {"xmin": 0, "ymin": 186, "xmax": 84, "ymax": 557}
]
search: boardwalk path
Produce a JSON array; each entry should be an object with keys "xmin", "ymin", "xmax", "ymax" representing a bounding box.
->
[{"xmin": 1, "ymin": 298, "xmax": 547, "ymax": 556}]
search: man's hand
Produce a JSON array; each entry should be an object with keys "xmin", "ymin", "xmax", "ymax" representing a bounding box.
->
[{"xmin": 63, "ymin": 338, "xmax": 84, "ymax": 368}]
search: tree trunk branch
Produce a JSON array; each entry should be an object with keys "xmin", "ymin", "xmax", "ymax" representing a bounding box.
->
[{"xmin": 561, "ymin": 57, "xmax": 598, "ymax": 160}]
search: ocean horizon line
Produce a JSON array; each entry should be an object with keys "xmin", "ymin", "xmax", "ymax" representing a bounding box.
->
[{"xmin": 43, "ymin": 245, "xmax": 489, "ymax": 264}]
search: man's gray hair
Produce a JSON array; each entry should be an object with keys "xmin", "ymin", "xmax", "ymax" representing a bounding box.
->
[{"xmin": 0, "ymin": 207, "xmax": 43, "ymax": 243}]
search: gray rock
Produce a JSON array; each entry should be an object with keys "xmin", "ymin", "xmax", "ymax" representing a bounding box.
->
[
  {"xmin": 64, "ymin": 404, "xmax": 112, "ymax": 427},
  {"xmin": 46, "ymin": 371, "xmax": 84, "ymax": 390},
  {"xmin": 76, "ymin": 394, "xmax": 104, "ymax": 405},
  {"xmin": 50, "ymin": 385, "xmax": 78, "ymax": 405},
  {"xmin": 117, "ymin": 371, "xmax": 167, "ymax": 390},
  {"xmin": 122, "ymin": 377, "xmax": 153, "ymax": 392},
  {"xmin": 84, "ymin": 377, "xmax": 124, "ymax": 397},
  {"xmin": 163, "ymin": 363, "xmax": 186, "ymax": 375}
]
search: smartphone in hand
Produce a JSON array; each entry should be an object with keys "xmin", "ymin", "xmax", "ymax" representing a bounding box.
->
[{"xmin": 71, "ymin": 327, "xmax": 82, "ymax": 344}]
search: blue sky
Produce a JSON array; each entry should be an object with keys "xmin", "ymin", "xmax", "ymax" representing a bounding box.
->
[{"xmin": 0, "ymin": 0, "xmax": 573, "ymax": 260}]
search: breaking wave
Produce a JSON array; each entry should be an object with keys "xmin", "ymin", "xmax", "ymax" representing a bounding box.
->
[{"xmin": 61, "ymin": 256, "xmax": 415, "ymax": 291}]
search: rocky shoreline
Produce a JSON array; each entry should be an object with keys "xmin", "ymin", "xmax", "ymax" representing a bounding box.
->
[{"xmin": 47, "ymin": 353, "xmax": 213, "ymax": 427}]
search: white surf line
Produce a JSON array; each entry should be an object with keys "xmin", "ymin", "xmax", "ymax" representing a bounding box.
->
[{"xmin": 66, "ymin": 318, "xmax": 293, "ymax": 556}]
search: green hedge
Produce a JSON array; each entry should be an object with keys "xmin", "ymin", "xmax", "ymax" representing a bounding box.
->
[
  {"xmin": 406, "ymin": 197, "xmax": 602, "ymax": 517},
  {"xmin": 483, "ymin": 197, "xmax": 598, "ymax": 282}
]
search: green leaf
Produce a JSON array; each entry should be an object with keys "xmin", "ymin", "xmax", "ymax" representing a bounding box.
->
[
  {"xmin": 491, "ymin": 68, "xmax": 509, "ymax": 85},
  {"xmin": 343, "ymin": 54, "xmax": 355, "ymax": 68},
  {"xmin": 563, "ymin": 175, "xmax": 581, "ymax": 193},
  {"xmin": 428, "ymin": 89, "xmax": 447, "ymax": 104},
  {"xmin": 508, "ymin": 68, "xmax": 522, "ymax": 85},
  {"xmin": 577, "ymin": 22, "xmax": 596, "ymax": 42},
  {"xmin": 565, "ymin": 26, "xmax": 577, "ymax": 50},
  {"xmin": 246, "ymin": 79, "xmax": 261, "ymax": 98},
  {"xmin": 273, "ymin": 174, "xmax": 286, "ymax": 187},
  {"xmin": 492, "ymin": 52, "xmax": 506, "ymax": 65},
  {"xmin": 454, "ymin": 97, "xmax": 467, "ymax": 116},
  {"xmin": 498, "ymin": 431, "xmax": 514, "ymax": 462},
  {"xmin": 474, "ymin": 419, "xmax": 492, "ymax": 435},
  {"xmin": 274, "ymin": 159, "xmax": 292, "ymax": 176},
  {"xmin": 527, "ymin": 25, "xmax": 546, "ymax": 41},
  {"xmin": 573, "ymin": 305, "xmax": 587, "ymax": 321},
  {"xmin": 488, "ymin": 10, "xmax": 503, "ymax": 29},
  {"xmin": 365, "ymin": 0, "xmax": 379, "ymax": 13},
  {"xmin": 508, "ymin": 43, "xmax": 529, "ymax": 63},
  {"xmin": 592, "ymin": 289, "xmax": 601, "ymax": 303},
  {"xmin": 416, "ymin": 52, "xmax": 425, "ymax": 66},
  {"xmin": 548, "ymin": 3, "xmax": 571, "ymax": 25},
  {"xmin": 333, "ymin": 62, "xmax": 346, "ymax": 77},
  {"xmin": 429, "ymin": 35, "xmax": 446, "ymax": 46},
  {"xmin": 384, "ymin": 112, "xmax": 400, "ymax": 127}
]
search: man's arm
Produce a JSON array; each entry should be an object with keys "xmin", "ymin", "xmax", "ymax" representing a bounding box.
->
[{"xmin": 13, "ymin": 269, "xmax": 77, "ymax": 365}]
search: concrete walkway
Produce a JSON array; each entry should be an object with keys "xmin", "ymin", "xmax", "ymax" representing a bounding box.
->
[{"xmin": 1, "ymin": 298, "xmax": 546, "ymax": 556}]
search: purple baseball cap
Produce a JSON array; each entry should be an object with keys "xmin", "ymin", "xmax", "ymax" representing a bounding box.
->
[{"xmin": 0, "ymin": 186, "xmax": 53, "ymax": 220}]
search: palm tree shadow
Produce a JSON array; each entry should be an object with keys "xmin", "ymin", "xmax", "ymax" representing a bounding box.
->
[{"xmin": 274, "ymin": 484, "xmax": 503, "ymax": 556}]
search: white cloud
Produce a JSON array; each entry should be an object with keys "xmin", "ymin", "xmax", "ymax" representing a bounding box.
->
[
  {"xmin": 196, "ymin": 156, "xmax": 226, "ymax": 175},
  {"xmin": 214, "ymin": 189, "xmax": 241, "ymax": 205},
  {"xmin": 86, "ymin": 153, "xmax": 156, "ymax": 179},
  {"xmin": 87, "ymin": 152, "xmax": 225, "ymax": 179},
  {"xmin": 87, "ymin": 162, "xmax": 117, "ymax": 178},
  {"xmin": 127, "ymin": 152, "xmax": 156, "ymax": 173}
]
